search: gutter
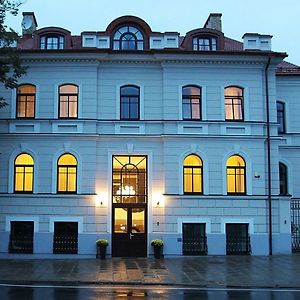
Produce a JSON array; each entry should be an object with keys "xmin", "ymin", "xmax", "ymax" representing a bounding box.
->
[{"xmin": 265, "ymin": 56, "xmax": 272, "ymax": 255}]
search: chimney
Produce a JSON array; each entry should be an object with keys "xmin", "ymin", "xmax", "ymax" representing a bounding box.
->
[
  {"xmin": 204, "ymin": 13, "xmax": 222, "ymax": 32},
  {"xmin": 21, "ymin": 12, "xmax": 38, "ymax": 35},
  {"xmin": 242, "ymin": 33, "xmax": 272, "ymax": 51}
]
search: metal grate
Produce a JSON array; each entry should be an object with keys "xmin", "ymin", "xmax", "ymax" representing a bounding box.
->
[
  {"xmin": 53, "ymin": 222, "xmax": 78, "ymax": 254},
  {"xmin": 291, "ymin": 199, "xmax": 300, "ymax": 252},
  {"xmin": 183, "ymin": 223, "xmax": 207, "ymax": 255},
  {"xmin": 9, "ymin": 221, "xmax": 34, "ymax": 254},
  {"xmin": 226, "ymin": 224, "xmax": 251, "ymax": 255}
]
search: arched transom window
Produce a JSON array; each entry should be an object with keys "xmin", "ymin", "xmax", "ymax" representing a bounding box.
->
[
  {"xmin": 14, "ymin": 153, "xmax": 34, "ymax": 193},
  {"xmin": 57, "ymin": 153, "xmax": 77, "ymax": 193},
  {"xmin": 113, "ymin": 25, "xmax": 144, "ymax": 50},
  {"xmin": 183, "ymin": 154, "xmax": 203, "ymax": 194},
  {"xmin": 225, "ymin": 86, "xmax": 244, "ymax": 121},
  {"xmin": 226, "ymin": 155, "xmax": 246, "ymax": 194}
]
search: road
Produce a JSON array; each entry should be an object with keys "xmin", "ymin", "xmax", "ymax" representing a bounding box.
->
[{"xmin": 0, "ymin": 284, "xmax": 300, "ymax": 299}]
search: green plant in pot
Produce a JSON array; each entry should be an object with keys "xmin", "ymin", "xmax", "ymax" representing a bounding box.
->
[
  {"xmin": 151, "ymin": 239, "xmax": 164, "ymax": 259},
  {"xmin": 96, "ymin": 239, "xmax": 109, "ymax": 259}
]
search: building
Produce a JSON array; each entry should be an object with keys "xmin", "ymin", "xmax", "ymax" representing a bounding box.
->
[{"xmin": 0, "ymin": 12, "xmax": 300, "ymax": 258}]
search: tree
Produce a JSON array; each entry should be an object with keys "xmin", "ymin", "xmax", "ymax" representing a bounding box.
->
[{"xmin": 0, "ymin": 0, "xmax": 26, "ymax": 108}]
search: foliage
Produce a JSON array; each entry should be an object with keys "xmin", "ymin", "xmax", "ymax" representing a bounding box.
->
[
  {"xmin": 0, "ymin": 0, "xmax": 27, "ymax": 108},
  {"xmin": 96, "ymin": 239, "xmax": 109, "ymax": 246},
  {"xmin": 151, "ymin": 239, "xmax": 164, "ymax": 247}
]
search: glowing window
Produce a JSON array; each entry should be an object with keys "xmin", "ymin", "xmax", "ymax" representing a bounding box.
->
[
  {"xmin": 16, "ymin": 85, "xmax": 36, "ymax": 118},
  {"xmin": 113, "ymin": 25, "xmax": 144, "ymax": 50},
  {"xmin": 225, "ymin": 87, "xmax": 244, "ymax": 121},
  {"xmin": 57, "ymin": 154, "xmax": 77, "ymax": 193},
  {"xmin": 59, "ymin": 84, "xmax": 78, "ymax": 118},
  {"xmin": 14, "ymin": 153, "xmax": 34, "ymax": 193},
  {"xmin": 183, "ymin": 154, "xmax": 203, "ymax": 194},
  {"xmin": 226, "ymin": 155, "xmax": 246, "ymax": 194}
]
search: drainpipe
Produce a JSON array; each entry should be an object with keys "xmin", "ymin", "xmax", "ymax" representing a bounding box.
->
[{"xmin": 265, "ymin": 56, "xmax": 272, "ymax": 255}]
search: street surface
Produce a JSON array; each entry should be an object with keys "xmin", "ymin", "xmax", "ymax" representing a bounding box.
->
[{"xmin": 1, "ymin": 284, "xmax": 300, "ymax": 299}]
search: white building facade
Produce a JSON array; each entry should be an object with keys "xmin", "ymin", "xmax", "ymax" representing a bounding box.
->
[{"xmin": 0, "ymin": 13, "xmax": 299, "ymax": 257}]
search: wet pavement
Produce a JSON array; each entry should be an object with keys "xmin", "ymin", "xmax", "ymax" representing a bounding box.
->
[{"xmin": 0, "ymin": 255, "xmax": 300, "ymax": 288}]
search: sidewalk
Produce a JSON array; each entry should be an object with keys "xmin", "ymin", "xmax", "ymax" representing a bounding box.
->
[{"xmin": 0, "ymin": 255, "xmax": 300, "ymax": 288}]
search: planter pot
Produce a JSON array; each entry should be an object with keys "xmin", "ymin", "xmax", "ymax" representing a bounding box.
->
[
  {"xmin": 153, "ymin": 245, "xmax": 163, "ymax": 259},
  {"xmin": 96, "ymin": 245, "xmax": 107, "ymax": 259}
]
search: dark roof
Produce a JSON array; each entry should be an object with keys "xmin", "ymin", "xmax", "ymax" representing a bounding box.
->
[
  {"xmin": 224, "ymin": 37, "xmax": 243, "ymax": 51},
  {"xmin": 276, "ymin": 61, "xmax": 300, "ymax": 75}
]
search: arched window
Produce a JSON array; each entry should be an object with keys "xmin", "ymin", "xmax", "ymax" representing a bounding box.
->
[
  {"xmin": 226, "ymin": 155, "xmax": 246, "ymax": 194},
  {"xmin": 277, "ymin": 101, "xmax": 285, "ymax": 134},
  {"xmin": 59, "ymin": 84, "xmax": 78, "ymax": 118},
  {"xmin": 224, "ymin": 86, "xmax": 244, "ymax": 121},
  {"xmin": 113, "ymin": 25, "xmax": 144, "ymax": 50},
  {"xmin": 57, "ymin": 153, "xmax": 77, "ymax": 193},
  {"xmin": 14, "ymin": 153, "xmax": 34, "ymax": 193},
  {"xmin": 279, "ymin": 162, "xmax": 288, "ymax": 195},
  {"xmin": 40, "ymin": 35, "xmax": 64, "ymax": 49},
  {"xmin": 16, "ymin": 84, "xmax": 36, "ymax": 118},
  {"xmin": 182, "ymin": 86, "xmax": 201, "ymax": 120},
  {"xmin": 120, "ymin": 85, "xmax": 140, "ymax": 120},
  {"xmin": 183, "ymin": 154, "xmax": 203, "ymax": 194},
  {"xmin": 193, "ymin": 36, "xmax": 217, "ymax": 51}
]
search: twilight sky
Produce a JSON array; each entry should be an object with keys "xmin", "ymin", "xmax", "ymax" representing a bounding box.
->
[{"xmin": 6, "ymin": 0, "xmax": 300, "ymax": 65}]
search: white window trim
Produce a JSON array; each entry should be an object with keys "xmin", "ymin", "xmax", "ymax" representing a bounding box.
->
[
  {"xmin": 49, "ymin": 216, "xmax": 83, "ymax": 233},
  {"xmin": 177, "ymin": 217, "xmax": 211, "ymax": 234},
  {"xmin": 221, "ymin": 218, "xmax": 254, "ymax": 234},
  {"xmin": 6, "ymin": 216, "xmax": 39, "ymax": 232}
]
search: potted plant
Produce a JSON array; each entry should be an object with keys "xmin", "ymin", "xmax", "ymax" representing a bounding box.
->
[
  {"xmin": 151, "ymin": 239, "xmax": 164, "ymax": 259},
  {"xmin": 96, "ymin": 239, "xmax": 109, "ymax": 259}
]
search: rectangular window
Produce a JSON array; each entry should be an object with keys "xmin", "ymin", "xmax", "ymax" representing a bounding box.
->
[
  {"xmin": 53, "ymin": 222, "xmax": 78, "ymax": 254},
  {"xmin": 183, "ymin": 223, "xmax": 207, "ymax": 255},
  {"xmin": 9, "ymin": 221, "xmax": 34, "ymax": 254},
  {"xmin": 226, "ymin": 223, "xmax": 251, "ymax": 255},
  {"xmin": 277, "ymin": 101, "xmax": 285, "ymax": 134},
  {"xmin": 182, "ymin": 86, "xmax": 201, "ymax": 120},
  {"xmin": 59, "ymin": 85, "xmax": 78, "ymax": 118},
  {"xmin": 16, "ymin": 85, "xmax": 36, "ymax": 118}
]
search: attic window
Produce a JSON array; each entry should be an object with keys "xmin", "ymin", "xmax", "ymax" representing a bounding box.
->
[
  {"xmin": 40, "ymin": 35, "xmax": 64, "ymax": 49},
  {"xmin": 113, "ymin": 25, "xmax": 144, "ymax": 50},
  {"xmin": 193, "ymin": 36, "xmax": 217, "ymax": 51}
]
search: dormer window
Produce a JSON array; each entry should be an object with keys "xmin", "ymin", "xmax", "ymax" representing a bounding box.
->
[
  {"xmin": 113, "ymin": 25, "xmax": 144, "ymax": 50},
  {"xmin": 40, "ymin": 35, "xmax": 64, "ymax": 49},
  {"xmin": 193, "ymin": 36, "xmax": 217, "ymax": 51}
]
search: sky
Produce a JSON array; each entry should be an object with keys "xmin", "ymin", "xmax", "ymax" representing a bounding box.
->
[{"xmin": 5, "ymin": 0, "xmax": 300, "ymax": 65}]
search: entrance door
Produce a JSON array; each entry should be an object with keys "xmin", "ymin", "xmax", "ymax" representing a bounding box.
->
[
  {"xmin": 112, "ymin": 204, "xmax": 147, "ymax": 257},
  {"xmin": 112, "ymin": 155, "xmax": 148, "ymax": 257}
]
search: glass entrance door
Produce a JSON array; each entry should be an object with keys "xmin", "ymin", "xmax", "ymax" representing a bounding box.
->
[
  {"xmin": 112, "ymin": 204, "xmax": 147, "ymax": 257},
  {"xmin": 112, "ymin": 156, "xmax": 148, "ymax": 257}
]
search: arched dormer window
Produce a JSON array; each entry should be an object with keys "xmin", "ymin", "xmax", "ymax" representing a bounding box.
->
[
  {"xmin": 40, "ymin": 35, "xmax": 64, "ymax": 49},
  {"xmin": 193, "ymin": 36, "xmax": 217, "ymax": 51},
  {"xmin": 113, "ymin": 25, "xmax": 144, "ymax": 50}
]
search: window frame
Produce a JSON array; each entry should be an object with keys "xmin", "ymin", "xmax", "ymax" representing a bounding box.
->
[
  {"xmin": 58, "ymin": 84, "xmax": 79, "ymax": 119},
  {"xmin": 226, "ymin": 155, "xmax": 246, "ymax": 195},
  {"xmin": 224, "ymin": 86, "xmax": 244, "ymax": 121},
  {"xmin": 193, "ymin": 36, "xmax": 217, "ymax": 51},
  {"xmin": 277, "ymin": 101, "xmax": 286, "ymax": 134},
  {"xmin": 16, "ymin": 84, "xmax": 36, "ymax": 119},
  {"xmin": 14, "ymin": 153, "xmax": 34, "ymax": 194},
  {"xmin": 279, "ymin": 162, "xmax": 288, "ymax": 195},
  {"xmin": 40, "ymin": 35, "xmax": 65, "ymax": 50},
  {"xmin": 182, "ymin": 85, "xmax": 202, "ymax": 120},
  {"xmin": 57, "ymin": 153, "xmax": 77, "ymax": 194},
  {"xmin": 183, "ymin": 154, "xmax": 203, "ymax": 195},
  {"xmin": 113, "ymin": 25, "xmax": 144, "ymax": 51},
  {"xmin": 120, "ymin": 85, "xmax": 140, "ymax": 120}
]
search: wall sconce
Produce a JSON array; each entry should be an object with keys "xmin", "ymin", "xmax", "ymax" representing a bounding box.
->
[
  {"xmin": 157, "ymin": 201, "xmax": 160, "ymax": 206},
  {"xmin": 254, "ymin": 172, "xmax": 260, "ymax": 179},
  {"xmin": 95, "ymin": 195, "xmax": 104, "ymax": 207}
]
